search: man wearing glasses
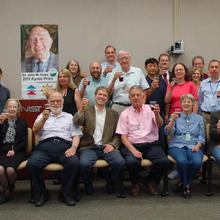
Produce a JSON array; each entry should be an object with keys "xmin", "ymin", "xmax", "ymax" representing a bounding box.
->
[{"xmin": 108, "ymin": 50, "xmax": 149, "ymax": 114}]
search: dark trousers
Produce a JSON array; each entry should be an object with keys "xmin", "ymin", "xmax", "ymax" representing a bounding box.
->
[
  {"xmin": 80, "ymin": 145, "xmax": 125, "ymax": 185},
  {"xmin": 26, "ymin": 142, "xmax": 80, "ymax": 196},
  {"xmin": 121, "ymin": 142, "xmax": 169, "ymax": 185}
]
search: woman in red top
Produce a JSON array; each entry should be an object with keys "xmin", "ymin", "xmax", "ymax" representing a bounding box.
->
[{"xmin": 165, "ymin": 63, "xmax": 198, "ymax": 120}]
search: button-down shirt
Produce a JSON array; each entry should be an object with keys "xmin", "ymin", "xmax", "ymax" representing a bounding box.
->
[
  {"xmin": 93, "ymin": 106, "xmax": 106, "ymax": 145},
  {"xmin": 101, "ymin": 61, "xmax": 121, "ymax": 76},
  {"xmin": 199, "ymin": 76, "xmax": 220, "ymax": 112},
  {"xmin": 108, "ymin": 66, "xmax": 149, "ymax": 104},
  {"xmin": 33, "ymin": 55, "xmax": 50, "ymax": 72},
  {"xmin": 116, "ymin": 104, "xmax": 158, "ymax": 143},
  {"xmin": 35, "ymin": 111, "xmax": 83, "ymax": 142},
  {"xmin": 164, "ymin": 112, "xmax": 205, "ymax": 149},
  {"xmin": 79, "ymin": 76, "xmax": 108, "ymax": 106}
]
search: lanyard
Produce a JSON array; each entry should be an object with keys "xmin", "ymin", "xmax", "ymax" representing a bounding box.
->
[{"xmin": 210, "ymin": 81, "xmax": 219, "ymax": 98}]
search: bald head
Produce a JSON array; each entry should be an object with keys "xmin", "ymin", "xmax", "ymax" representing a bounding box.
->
[{"xmin": 28, "ymin": 26, "xmax": 53, "ymax": 62}]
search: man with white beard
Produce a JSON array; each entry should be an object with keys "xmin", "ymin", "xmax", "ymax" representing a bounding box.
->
[{"xmin": 26, "ymin": 91, "xmax": 82, "ymax": 207}]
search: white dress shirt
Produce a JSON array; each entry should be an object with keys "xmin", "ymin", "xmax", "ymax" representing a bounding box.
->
[{"xmin": 93, "ymin": 106, "xmax": 106, "ymax": 145}]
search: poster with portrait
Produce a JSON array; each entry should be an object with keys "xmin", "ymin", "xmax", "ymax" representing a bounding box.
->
[{"xmin": 21, "ymin": 24, "xmax": 58, "ymax": 99}]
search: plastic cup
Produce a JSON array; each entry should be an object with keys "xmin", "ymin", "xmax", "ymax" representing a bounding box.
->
[
  {"xmin": 119, "ymin": 76, "xmax": 123, "ymax": 82},
  {"xmin": 150, "ymin": 101, "xmax": 157, "ymax": 111}
]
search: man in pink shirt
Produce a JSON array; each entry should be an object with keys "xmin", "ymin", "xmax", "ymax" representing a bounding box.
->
[{"xmin": 116, "ymin": 85, "xmax": 169, "ymax": 196}]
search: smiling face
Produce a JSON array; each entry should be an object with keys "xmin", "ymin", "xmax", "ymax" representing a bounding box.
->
[
  {"xmin": 174, "ymin": 64, "xmax": 186, "ymax": 80},
  {"xmin": 208, "ymin": 61, "xmax": 220, "ymax": 78},
  {"xmin": 90, "ymin": 62, "xmax": 102, "ymax": 80},
  {"xmin": 49, "ymin": 92, "xmax": 63, "ymax": 115},
  {"xmin": 181, "ymin": 98, "xmax": 193, "ymax": 114},
  {"xmin": 28, "ymin": 26, "xmax": 53, "ymax": 62},
  {"xmin": 192, "ymin": 69, "xmax": 201, "ymax": 83},
  {"xmin": 68, "ymin": 60, "xmax": 79, "ymax": 76},
  {"xmin": 58, "ymin": 72, "xmax": 70, "ymax": 88},
  {"xmin": 105, "ymin": 46, "xmax": 116, "ymax": 64},
  {"xmin": 95, "ymin": 88, "xmax": 109, "ymax": 107},
  {"xmin": 118, "ymin": 51, "xmax": 131, "ymax": 72},
  {"xmin": 193, "ymin": 58, "xmax": 204, "ymax": 69},
  {"xmin": 129, "ymin": 88, "xmax": 144, "ymax": 109},
  {"xmin": 7, "ymin": 100, "xmax": 19, "ymax": 118},
  {"xmin": 145, "ymin": 63, "xmax": 159, "ymax": 77},
  {"xmin": 159, "ymin": 55, "xmax": 170, "ymax": 70}
]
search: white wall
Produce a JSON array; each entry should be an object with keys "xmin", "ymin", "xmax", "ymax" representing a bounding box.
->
[{"xmin": 0, "ymin": 0, "xmax": 220, "ymax": 98}]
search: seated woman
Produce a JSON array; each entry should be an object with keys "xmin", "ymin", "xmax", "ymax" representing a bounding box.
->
[
  {"xmin": 164, "ymin": 94, "xmax": 205, "ymax": 199},
  {"xmin": 0, "ymin": 99, "xmax": 27, "ymax": 204},
  {"xmin": 210, "ymin": 110, "xmax": 220, "ymax": 167}
]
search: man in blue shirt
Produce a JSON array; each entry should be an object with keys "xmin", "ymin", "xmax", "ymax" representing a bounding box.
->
[
  {"xmin": 101, "ymin": 45, "xmax": 121, "ymax": 77},
  {"xmin": 79, "ymin": 62, "xmax": 108, "ymax": 106},
  {"xmin": 199, "ymin": 59, "xmax": 220, "ymax": 127}
]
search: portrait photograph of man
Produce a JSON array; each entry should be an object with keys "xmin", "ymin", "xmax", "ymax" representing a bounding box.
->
[{"xmin": 21, "ymin": 24, "xmax": 58, "ymax": 73}]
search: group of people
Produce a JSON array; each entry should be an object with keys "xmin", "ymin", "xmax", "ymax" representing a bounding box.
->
[{"xmin": 0, "ymin": 33, "xmax": 220, "ymax": 207}]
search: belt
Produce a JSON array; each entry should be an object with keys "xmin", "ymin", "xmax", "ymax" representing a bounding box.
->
[
  {"xmin": 202, "ymin": 111, "xmax": 211, "ymax": 115},
  {"xmin": 113, "ymin": 102, "xmax": 131, "ymax": 107},
  {"xmin": 39, "ymin": 137, "xmax": 71, "ymax": 145}
]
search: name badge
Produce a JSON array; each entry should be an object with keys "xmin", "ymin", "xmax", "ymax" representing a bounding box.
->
[
  {"xmin": 186, "ymin": 133, "xmax": 191, "ymax": 141},
  {"xmin": 211, "ymin": 99, "xmax": 216, "ymax": 107},
  {"xmin": 137, "ymin": 125, "xmax": 142, "ymax": 134}
]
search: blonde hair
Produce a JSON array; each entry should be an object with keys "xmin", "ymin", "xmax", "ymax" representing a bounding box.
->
[{"xmin": 56, "ymin": 68, "xmax": 76, "ymax": 92}]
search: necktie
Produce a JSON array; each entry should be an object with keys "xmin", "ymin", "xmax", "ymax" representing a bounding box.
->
[
  {"xmin": 37, "ymin": 61, "xmax": 43, "ymax": 72},
  {"xmin": 163, "ymin": 73, "xmax": 168, "ymax": 86}
]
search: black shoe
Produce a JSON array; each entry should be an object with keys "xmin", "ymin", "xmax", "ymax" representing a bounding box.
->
[
  {"xmin": 183, "ymin": 187, "xmax": 191, "ymax": 199},
  {"xmin": 58, "ymin": 192, "xmax": 75, "ymax": 206},
  {"xmin": 35, "ymin": 191, "xmax": 49, "ymax": 207},
  {"xmin": 173, "ymin": 180, "xmax": 183, "ymax": 193},
  {"xmin": 85, "ymin": 183, "xmax": 94, "ymax": 195},
  {"xmin": 0, "ymin": 193, "xmax": 10, "ymax": 205},
  {"xmin": 106, "ymin": 181, "xmax": 115, "ymax": 194},
  {"xmin": 116, "ymin": 184, "xmax": 126, "ymax": 198}
]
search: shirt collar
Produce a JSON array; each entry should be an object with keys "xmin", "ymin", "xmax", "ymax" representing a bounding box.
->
[
  {"xmin": 131, "ymin": 104, "xmax": 144, "ymax": 113},
  {"xmin": 50, "ymin": 111, "xmax": 65, "ymax": 118},
  {"xmin": 95, "ymin": 105, "xmax": 106, "ymax": 113},
  {"xmin": 181, "ymin": 112, "xmax": 192, "ymax": 119}
]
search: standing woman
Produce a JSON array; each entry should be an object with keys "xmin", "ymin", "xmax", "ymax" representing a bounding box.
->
[
  {"xmin": 56, "ymin": 68, "xmax": 82, "ymax": 116},
  {"xmin": 165, "ymin": 63, "xmax": 199, "ymax": 118},
  {"xmin": 0, "ymin": 99, "xmax": 27, "ymax": 204},
  {"xmin": 189, "ymin": 67, "xmax": 203, "ymax": 93},
  {"xmin": 165, "ymin": 94, "xmax": 205, "ymax": 199},
  {"xmin": 66, "ymin": 59, "xmax": 87, "ymax": 87}
]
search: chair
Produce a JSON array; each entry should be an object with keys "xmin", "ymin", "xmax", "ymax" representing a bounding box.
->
[{"xmin": 17, "ymin": 127, "xmax": 32, "ymax": 170}]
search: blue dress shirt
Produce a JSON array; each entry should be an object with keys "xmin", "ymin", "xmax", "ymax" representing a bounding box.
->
[
  {"xmin": 164, "ymin": 112, "xmax": 205, "ymax": 149},
  {"xmin": 199, "ymin": 77, "xmax": 220, "ymax": 112}
]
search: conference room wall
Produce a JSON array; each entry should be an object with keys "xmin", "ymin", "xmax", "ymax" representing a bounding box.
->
[{"xmin": 0, "ymin": 0, "xmax": 219, "ymax": 98}]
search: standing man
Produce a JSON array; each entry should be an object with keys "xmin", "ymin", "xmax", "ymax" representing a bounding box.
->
[
  {"xmin": 101, "ymin": 45, "xmax": 121, "ymax": 77},
  {"xmin": 108, "ymin": 50, "xmax": 149, "ymax": 114},
  {"xmin": 199, "ymin": 59, "xmax": 220, "ymax": 128},
  {"xmin": 0, "ymin": 68, "xmax": 10, "ymax": 113},
  {"xmin": 79, "ymin": 61, "xmax": 108, "ymax": 106},
  {"xmin": 158, "ymin": 53, "xmax": 171, "ymax": 85},
  {"xmin": 116, "ymin": 86, "xmax": 169, "ymax": 196},
  {"xmin": 192, "ymin": 56, "xmax": 208, "ymax": 79},
  {"xmin": 26, "ymin": 91, "xmax": 82, "ymax": 207},
  {"xmin": 73, "ymin": 86, "xmax": 125, "ymax": 198},
  {"xmin": 21, "ymin": 26, "xmax": 58, "ymax": 72}
]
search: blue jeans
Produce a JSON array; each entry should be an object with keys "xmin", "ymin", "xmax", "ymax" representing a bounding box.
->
[
  {"xmin": 212, "ymin": 146, "xmax": 220, "ymax": 168},
  {"xmin": 168, "ymin": 147, "xmax": 203, "ymax": 187},
  {"xmin": 80, "ymin": 145, "xmax": 125, "ymax": 185}
]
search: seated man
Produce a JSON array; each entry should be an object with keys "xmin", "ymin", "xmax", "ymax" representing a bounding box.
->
[
  {"xmin": 26, "ymin": 91, "xmax": 82, "ymax": 207},
  {"xmin": 116, "ymin": 85, "xmax": 169, "ymax": 196},
  {"xmin": 73, "ymin": 86, "xmax": 126, "ymax": 198},
  {"xmin": 210, "ymin": 110, "xmax": 220, "ymax": 168}
]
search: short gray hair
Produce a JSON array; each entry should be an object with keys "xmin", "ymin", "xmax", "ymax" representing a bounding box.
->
[
  {"xmin": 118, "ymin": 50, "xmax": 131, "ymax": 58},
  {"xmin": 180, "ymin": 94, "xmax": 196, "ymax": 106},
  {"xmin": 129, "ymin": 85, "xmax": 144, "ymax": 95}
]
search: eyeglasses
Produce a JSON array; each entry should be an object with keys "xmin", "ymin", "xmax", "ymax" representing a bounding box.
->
[{"xmin": 118, "ymin": 57, "xmax": 129, "ymax": 61}]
